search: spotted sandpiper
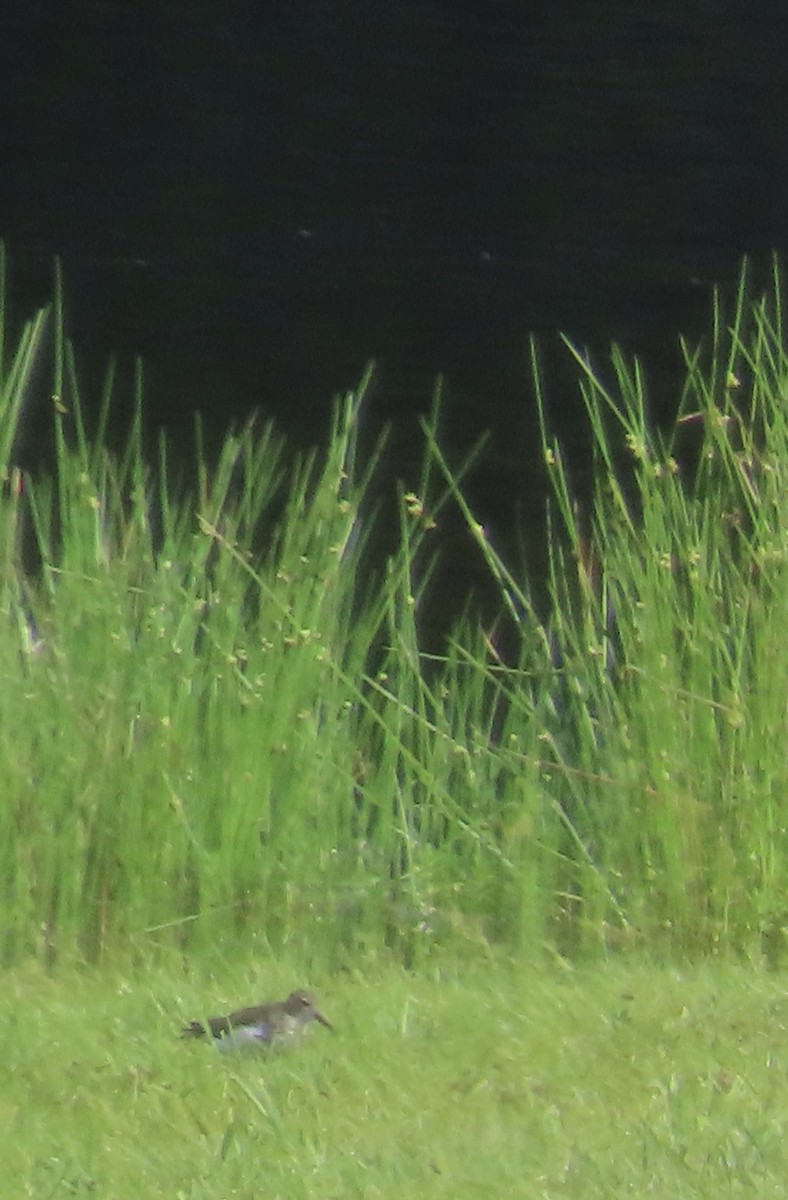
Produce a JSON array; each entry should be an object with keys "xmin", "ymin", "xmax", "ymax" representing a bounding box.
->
[{"xmin": 180, "ymin": 988, "xmax": 333, "ymax": 1052}]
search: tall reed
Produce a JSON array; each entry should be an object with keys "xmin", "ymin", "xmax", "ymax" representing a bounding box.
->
[
  {"xmin": 438, "ymin": 258, "xmax": 788, "ymax": 957},
  {"xmin": 2, "ymin": 249, "xmax": 787, "ymax": 968}
]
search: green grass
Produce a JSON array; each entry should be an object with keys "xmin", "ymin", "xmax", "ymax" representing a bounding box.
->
[{"xmin": 4, "ymin": 955, "xmax": 788, "ymax": 1198}]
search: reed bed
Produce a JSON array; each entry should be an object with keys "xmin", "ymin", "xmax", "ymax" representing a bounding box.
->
[{"xmin": 2, "ymin": 248, "xmax": 786, "ymax": 968}]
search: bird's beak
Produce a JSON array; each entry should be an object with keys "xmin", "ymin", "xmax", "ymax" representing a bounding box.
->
[{"xmin": 313, "ymin": 1007, "xmax": 333, "ymax": 1030}]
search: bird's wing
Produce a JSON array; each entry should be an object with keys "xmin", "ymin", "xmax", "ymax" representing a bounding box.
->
[{"xmin": 225, "ymin": 1004, "xmax": 272, "ymax": 1029}]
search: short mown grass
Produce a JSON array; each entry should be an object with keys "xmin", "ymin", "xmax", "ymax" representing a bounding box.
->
[{"xmin": 4, "ymin": 955, "xmax": 788, "ymax": 1198}]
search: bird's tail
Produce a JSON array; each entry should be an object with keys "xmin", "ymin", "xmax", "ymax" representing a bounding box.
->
[{"xmin": 180, "ymin": 1020, "xmax": 208, "ymax": 1039}]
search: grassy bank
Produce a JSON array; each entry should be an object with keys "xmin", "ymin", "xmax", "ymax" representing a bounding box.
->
[
  {"xmin": 2, "ymin": 250, "xmax": 788, "ymax": 969},
  {"xmin": 3, "ymin": 956, "xmax": 787, "ymax": 1198}
]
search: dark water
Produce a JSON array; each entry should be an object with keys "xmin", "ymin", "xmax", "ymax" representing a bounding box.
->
[{"xmin": 2, "ymin": 1, "xmax": 787, "ymax": 625}]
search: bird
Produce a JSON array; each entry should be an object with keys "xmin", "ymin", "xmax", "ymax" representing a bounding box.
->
[{"xmin": 180, "ymin": 988, "xmax": 333, "ymax": 1052}]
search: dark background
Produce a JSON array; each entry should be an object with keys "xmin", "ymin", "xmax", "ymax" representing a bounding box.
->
[{"xmin": 2, "ymin": 1, "xmax": 788, "ymax": 625}]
